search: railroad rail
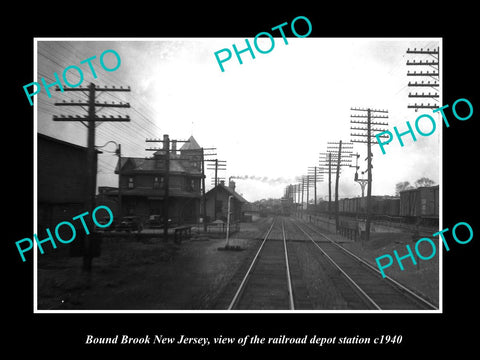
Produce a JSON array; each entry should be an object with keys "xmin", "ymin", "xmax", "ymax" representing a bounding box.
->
[
  {"xmin": 292, "ymin": 218, "xmax": 438, "ymax": 310},
  {"xmin": 228, "ymin": 217, "xmax": 295, "ymax": 310}
]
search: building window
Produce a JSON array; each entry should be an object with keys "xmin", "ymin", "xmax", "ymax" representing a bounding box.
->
[
  {"xmin": 153, "ymin": 176, "xmax": 165, "ymax": 189},
  {"xmin": 128, "ymin": 177, "xmax": 134, "ymax": 189},
  {"xmin": 186, "ymin": 178, "xmax": 195, "ymax": 192}
]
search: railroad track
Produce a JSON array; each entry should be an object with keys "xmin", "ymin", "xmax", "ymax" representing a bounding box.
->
[
  {"xmin": 292, "ymin": 218, "xmax": 438, "ymax": 310},
  {"xmin": 228, "ymin": 217, "xmax": 295, "ymax": 310}
]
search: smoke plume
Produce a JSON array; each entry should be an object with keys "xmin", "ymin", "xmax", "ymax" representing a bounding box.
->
[{"xmin": 230, "ymin": 175, "xmax": 295, "ymax": 185}]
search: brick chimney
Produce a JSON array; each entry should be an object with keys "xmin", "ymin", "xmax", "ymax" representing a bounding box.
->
[
  {"xmin": 163, "ymin": 134, "xmax": 169, "ymax": 150},
  {"xmin": 229, "ymin": 180, "xmax": 236, "ymax": 192}
]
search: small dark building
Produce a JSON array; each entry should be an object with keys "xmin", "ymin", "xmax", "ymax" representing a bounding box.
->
[
  {"xmin": 205, "ymin": 180, "xmax": 248, "ymax": 222},
  {"xmin": 37, "ymin": 133, "xmax": 101, "ymax": 230}
]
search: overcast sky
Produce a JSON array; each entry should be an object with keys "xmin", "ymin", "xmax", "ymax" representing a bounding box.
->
[{"xmin": 36, "ymin": 38, "xmax": 441, "ymax": 202}]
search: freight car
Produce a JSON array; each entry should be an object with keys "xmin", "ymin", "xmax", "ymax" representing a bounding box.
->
[
  {"xmin": 399, "ymin": 185, "xmax": 439, "ymax": 226},
  {"xmin": 312, "ymin": 185, "xmax": 438, "ymax": 226},
  {"xmin": 337, "ymin": 196, "xmax": 401, "ymax": 218}
]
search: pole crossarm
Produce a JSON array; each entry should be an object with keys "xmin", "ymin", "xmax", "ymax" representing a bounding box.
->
[
  {"xmin": 351, "ymin": 133, "xmax": 390, "ymax": 138},
  {"xmin": 406, "ymin": 60, "xmax": 439, "ymax": 66},
  {"xmin": 408, "ymin": 81, "xmax": 439, "ymax": 87},
  {"xmin": 350, "ymin": 115, "xmax": 389, "ymax": 120},
  {"xmin": 407, "ymin": 103, "xmax": 438, "ymax": 109},
  {"xmin": 145, "ymin": 138, "xmax": 188, "ymax": 143},
  {"xmin": 350, "ymin": 127, "xmax": 389, "ymax": 132},
  {"xmin": 406, "ymin": 71, "xmax": 439, "ymax": 76},
  {"xmin": 351, "ymin": 139, "xmax": 385, "ymax": 144},
  {"xmin": 408, "ymin": 93, "xmax": 439, "ymax": 98},
  {"xmin": 406, "ymin": 48, "xmax": 439, "ymax": 55},
  {"xmin": 350, "ymin": 107, "xmax": 388, "ymax": 113},
  {"xmin": 53, "ymin": 115, "xmax": 131, "ymax": 122}
]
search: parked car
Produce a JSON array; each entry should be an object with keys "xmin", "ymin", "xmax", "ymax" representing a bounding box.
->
[
  {"xmin": 145, "ymin": 215, "xmax": 174, "ymax": 229},
  {"xmin": 94, "ymin": 216, "xmax": 116, "ymax": 232},
  {"xmin": 145, "ymin": 215, "xmax": 162, "ymax": 228},
  {"xmin": 115, "ymin": 216, "xmax": 143, "ymax": 232}
]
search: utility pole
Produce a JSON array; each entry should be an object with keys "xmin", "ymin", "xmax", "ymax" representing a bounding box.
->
[
  {"xmin": 306, "ymin": 175, "xmax": 310, "ymax": 207},
  {"xmin": 146, "ymin": 136, "xmax": 192, "ymax": 241},
  {"xmin": 97, "ymin": 140, "xmax": 123, "ymax": 220},
  {"xmin": 295, "ymin": 183, "xmax": 300, "ymax": 215},
  {"xmin": 146, "ymin": 135, "xmax": 170, "ymax": 241},
  {"xmin": 301, "ymin": 176, "xmax": 305, "ymax": 208},
  {"xmin": 319, "ymin": 152, "xmax": 335, "ymax": 216},
  {"xmin": 201, "ymin": 149, "xmax": 206, "ymax": 230},
  {"xmin": 164, "ymin": 136, "xmax": 170, "ymax": 241},
  {"xmin": 326, "ymin": 141, "xmax": 353, "ymax": 231},
  {"xmin": 53, "ymin": 82, "xmax": 131, "ymax": 273},
  {"xmin": 406, "ymin": 47, "xmax": 440, "ymax": 111},
  {"xmin": 296, "ymin": 182, "xmax": 301, "ymax": 213},
  {"xmin": 206, "ymin": 159, "xmax": 227, "ymax": 186},
  {"xmin": 200, "ymin": 147, "xmax": 216, "ymax": 230},
  {"xmin": 350, "ymin": 108, "xmax": 389, "ymax": 243},
  {"xmin": 206, "ymin": 159, "xmax": 226, "ymax": 220},
  {"xmin": 116, "ymin": 144, "xmax": 123, "ymax": 220},
  {"xmin": 308, "ymin": 166, "xmax": 324, "ymax": 206}
]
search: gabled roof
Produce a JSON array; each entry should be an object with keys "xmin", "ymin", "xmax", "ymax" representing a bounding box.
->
[{"xmin": 206, "ymin": 183, "xmax": 249, "ymax": 203}]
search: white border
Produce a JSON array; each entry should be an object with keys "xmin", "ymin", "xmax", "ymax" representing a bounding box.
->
[{"xmin": 33, "ymin": 37, "xmax": 443, "ymax": 314}]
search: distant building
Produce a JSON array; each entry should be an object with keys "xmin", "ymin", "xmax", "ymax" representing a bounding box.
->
[
  {"xmin": 37, "ymin": 133, "xmax": 101, "ymax": 230},
  {"xmin": 112, "ymin": 135, "xmax": 204, "ymax": 224},
  {"xmin": 242, "ymin": 202, "xmax": 260, "ymax": 222},
  {"xmin": 205, "ymin": 180, "xmax": 248, "ymax": 222}
]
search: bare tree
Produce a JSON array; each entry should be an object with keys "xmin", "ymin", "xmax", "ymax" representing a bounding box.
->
[
  {"xmin": 395, "ymin": 181, "xmax": 414, "ymax": 196},
  {"xmin": 414, "ymin": 177, "xmax": 435, "ymax": 188}
]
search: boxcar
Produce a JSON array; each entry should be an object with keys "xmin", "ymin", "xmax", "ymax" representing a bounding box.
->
[{"xmin": 400, "ymin": 185, "xmax": 439, "ymax": 218}]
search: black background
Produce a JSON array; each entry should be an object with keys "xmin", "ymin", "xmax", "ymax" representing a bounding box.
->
[{"xmin": 6, "ymin": 3, "xmax": 477, "ymax": 356}]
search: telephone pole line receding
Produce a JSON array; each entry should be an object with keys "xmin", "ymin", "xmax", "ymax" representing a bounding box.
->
[
  {"xmin": 53, "ymin": 82, "xmax": 131, "ymax": 272},
  {"xmin": 350, "ymin": 108, "xmax": 389, "ymax": 243}
]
